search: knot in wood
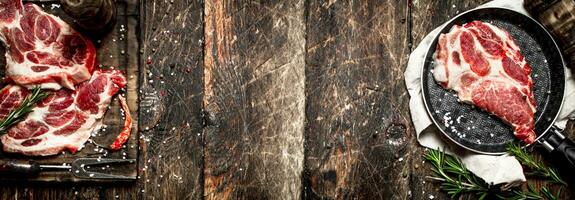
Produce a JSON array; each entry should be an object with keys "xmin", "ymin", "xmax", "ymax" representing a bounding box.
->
[
  {"xmin": 202, "ymin": 111, "xmax": 218, "ymax": 127},
  {"xmin": 386, "ymin": 123, "xmax": 406, "ymax": 139}
]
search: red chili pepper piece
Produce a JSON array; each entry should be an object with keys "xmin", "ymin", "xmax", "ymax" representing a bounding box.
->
[{"xmin": 110, "ymin": 95, "xmax": 132, "ymax": 150}]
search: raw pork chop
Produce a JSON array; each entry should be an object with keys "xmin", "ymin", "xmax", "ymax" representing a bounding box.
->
[
  {"xmin": 433, "ymin": 21, "xmax": 536, "ymax": 144},
  {"xmin": 0, "ymin": 85, "xmax": 28, "ymax": 120},
  {"xmin": 0, "ymin": 69, "xmax": 126, "ymax": 156},
  {"xmin": 0, "ymin": 0, "xmax": 96, "ymax": 89}
]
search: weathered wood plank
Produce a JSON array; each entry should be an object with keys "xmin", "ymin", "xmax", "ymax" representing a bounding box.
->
[
  {"xmin": 137, "ymin": 0, "xmax": 205, "ymax": 199},
  {"xmin": 303, "ymin": 0, "xmax": 411, "ymax": 199},
  {"xmin": 203, "ymin": 0, "xmax": 306, "ymax": 199},
  {"xmin": 525, "ymin": 0, "xmax": 575, "ymax": 68}
]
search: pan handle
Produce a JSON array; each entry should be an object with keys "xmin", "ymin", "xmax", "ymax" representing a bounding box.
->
[{"xmin": 540, "ymin": 126, "xmax": 575, "ymax": 169}]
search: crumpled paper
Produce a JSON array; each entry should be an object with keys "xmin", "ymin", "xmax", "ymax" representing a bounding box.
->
[{"xmin": 405, "ymin": 0, "xmax": 575, "ymax": 185}]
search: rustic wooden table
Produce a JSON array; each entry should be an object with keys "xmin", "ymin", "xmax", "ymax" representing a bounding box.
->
[{"xmin": 0, "ymin": 0, "xmax": 574, "ymax": 199}]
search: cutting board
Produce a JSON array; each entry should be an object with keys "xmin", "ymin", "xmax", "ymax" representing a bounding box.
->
[{"xmin": 0, "ymin": 0, "xmax": 140, "ymax": 182}]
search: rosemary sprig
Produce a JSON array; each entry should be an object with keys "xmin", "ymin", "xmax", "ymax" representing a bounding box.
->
[
  {"xmin": 424, "ymin": 148, "xmax": 563, "ymax": 199},
  {"xmin": 541, "ymin": 186, "xmax": 562, "ymax": 200},
  {"xmin": 506, "ymin": 143, "xmax": 566, "ymax": 185},
  {"xmin": 424, "ymin": 148, "xmax": 491, "ymax": 199},
  {"xmin": 501, "ymin": 184, "xmax": 561, "ymax": 200},
  {"xmin": 0, "ymin": 87, "xmax": 48, "ymax": 133},
  {"xmin": 99, "ymin": 65, "xmax": 113, "ymax": 69}
]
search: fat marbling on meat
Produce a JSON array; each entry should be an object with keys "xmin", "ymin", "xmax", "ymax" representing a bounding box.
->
[
  {"xmin": 0, "ymin": 0, "xmax": 96, "ymax": 90},
  {"xmin": 433, "ymin": 21, "xmax": 536, "ymax": 144},
  {"xmin": 0, "ymin": 70, "xmax": 127, "ymax": 156}
]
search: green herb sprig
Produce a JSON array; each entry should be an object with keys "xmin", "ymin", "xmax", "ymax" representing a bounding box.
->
[
  {"xmin": 424, "ymin": 148, "xmax": 491, "ymax": 199},
  {"xmin": 424, "ymin": 147, "xmax": 564, "ymax": 199},
  {"xmin": 507, "ymin": 143, "xmax": 566, "ymax": 185},
  {"xmin": 500, "ymin": 184, "xmax": 562, "ymax": 200},
  {"xmin": 0, "ymin": 87, "xmax": 48, "ymax": 133}
]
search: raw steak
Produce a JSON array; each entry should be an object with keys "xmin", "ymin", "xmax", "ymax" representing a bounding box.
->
[
  {"xmin": 0, "ymin": 0, "xmax": 96, "ymax": 90},
  {"xmin": 433, "ymin": 21, "xmax": 536, "ymax": 144},
  {"xmin": 0, "ymin": 85, "xmax": 28, "ymax": 120},
  {"xmin": 0, "ymin": 69, "xmax": 127, "ymax": 156}
]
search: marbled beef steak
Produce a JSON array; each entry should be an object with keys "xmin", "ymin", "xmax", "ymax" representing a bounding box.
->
[
  {"xmin": 433, "ymin": 21, "xmax": 537, "ymax": 144},
  {"xmin": 0, "ymin": 0, "xmax": 96, "ymax": 90},
  {"xmin": 0, "ymin": 85, "xmax": 28, "ymax": 120},
  {"xmin": 0, "ymin": 70, "xmax": 126, "ymax": 156}
]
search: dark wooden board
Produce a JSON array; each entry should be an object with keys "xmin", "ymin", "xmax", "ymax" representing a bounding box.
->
[
  {"xmin": 303, "ymin": 0, "xmax": 412, "ymax": 199},
  {"xmin": 203, "ymin": 0, "xmax": 305, "ymax": 199},
  {"xmin": 0, "ymin": 0, "xmax": 206, "ymax": 197},
  {"xmin": 0, "ymin": 0, "xmax": 205, "ymax": 198},
  {"xmin": 135, "ymin": 0, "xmax": 205, "ymax": 199},
  {"xmin": 0, "ymin": 0, "xmax": 139, "ymax": 182}
]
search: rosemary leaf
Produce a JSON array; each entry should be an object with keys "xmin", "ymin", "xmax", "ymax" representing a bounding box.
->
[
  {"xmin": 541, "ymin": 186, "xmax": 559, "ymax": 200},
  {"xmin": 506, "ymin": 143, "xmax": 567, "ymax": 185},
  {"xmin": 424, "ymin": 149, "xmax": 490, "ymax": 199},
  {"xmin": 424, "ymin": 148, "xmax": 563, "ymax": 200},
  {"xmin": 99, "ymin": 65, "xmax": 114, "ymax": 69},
  {"xmin": 0, "ymin": 87, "xmax": 48, "ymax": 133}
]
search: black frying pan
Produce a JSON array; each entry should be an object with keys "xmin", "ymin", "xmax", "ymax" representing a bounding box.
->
[{"xmin": 421, "ymin": 8, "xmax": 575, "ymax": 167}]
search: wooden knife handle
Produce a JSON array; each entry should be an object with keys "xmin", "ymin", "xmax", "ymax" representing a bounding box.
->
[{"xmin": 0, "ymin": 160, "xmax": 40, "ymax": 175}]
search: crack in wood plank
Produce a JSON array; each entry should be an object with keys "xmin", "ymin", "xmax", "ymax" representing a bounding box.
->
[
  {"xmin": 303, "ymin": 0, "xmax": 412, "ymax": 199},
  {"xmin": 203, "ymin": 0, "xmax": 306, "ymax": 199}
]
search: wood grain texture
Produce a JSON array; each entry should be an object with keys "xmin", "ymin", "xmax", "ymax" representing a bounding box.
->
[
  {"xmin": 137, "ymin": 0, "xmax": 205, "ymax": 199},
  {"xmin": 525, "ymin": 0, "xmax": 575, "ymax": 68},
  {"xmin": 2, "ymin": 0, "xmax": 575, "ymax": 199},
  {"xmin": 303, "ymin": 0, "xmax": 412, "ymax": 199},
  {"xmin": 203, "ymin": 0, "xmax": 306, "ymax": 199}
]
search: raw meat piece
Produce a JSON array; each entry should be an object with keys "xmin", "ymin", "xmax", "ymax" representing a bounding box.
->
[
  {"xmin": 0, "ymin": 69, "xmax": 127, "ymax": 156},
  {"xmin": 0, "ymin": 0, "xmax": 96, "ymax": 89},
  {"xmin": 0, "ymin": 85, "xmax": 27, "ymax": 121},
  {"xmin": 433, "ymin": 21, "xmax": 536, "ymax": 144}
]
